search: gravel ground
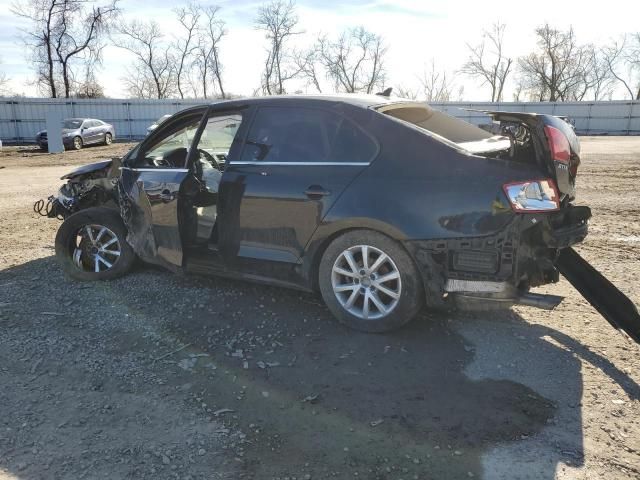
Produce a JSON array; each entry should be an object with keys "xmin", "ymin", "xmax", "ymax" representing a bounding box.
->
[{"xmin": 0, "ymin": 138, "xmax": 639, "ymax": 480}]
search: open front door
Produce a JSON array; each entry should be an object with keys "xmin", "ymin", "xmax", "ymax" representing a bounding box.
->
[
  {"xmin": 118, "ymin": 107, "xmax": 209, "ymax": 269},
  {"xmin": 119, "ymin": 167, "xmax": 192, "ymax": 268}
]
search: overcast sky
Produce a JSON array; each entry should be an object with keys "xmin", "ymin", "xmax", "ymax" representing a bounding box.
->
[{"xmin": 1, "ymin": 0, "xmax": 639, "ymax": 100}]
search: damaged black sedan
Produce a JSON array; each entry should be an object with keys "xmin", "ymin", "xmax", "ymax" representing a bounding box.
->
[{"xmin": 37, "ymin": 94, "xmax": 594, "ymax": 333}]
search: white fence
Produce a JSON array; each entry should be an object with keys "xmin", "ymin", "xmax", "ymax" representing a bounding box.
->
[
  {"xmin": 430, "ymin": 100, "xmax": 640, "ymax": 136},
  {"xmin": 0, "ymin": 97, "xmax": 639, "ymax": 143},
  {"xmin": 0, "ymin": 97, "xmax": 203, "ymax": 144}
]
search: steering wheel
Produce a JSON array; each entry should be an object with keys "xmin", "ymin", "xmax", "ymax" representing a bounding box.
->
[
  {"xmin": 152, "ymin": 157, "xmax": 171, "ymax": 167},
  {"xmin": 197, "ymin": 149, "xmax": 221, "ymax": 171}
]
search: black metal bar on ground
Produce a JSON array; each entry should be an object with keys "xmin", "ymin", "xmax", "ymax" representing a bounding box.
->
[{"xmin": 557, "ymin": 247, "xmax": 640, "ymax": 344}]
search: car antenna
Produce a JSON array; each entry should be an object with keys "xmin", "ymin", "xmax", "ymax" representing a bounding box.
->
[{"xmin": 376, "ymin": 87, "xmax": 393, "ymax": 97}]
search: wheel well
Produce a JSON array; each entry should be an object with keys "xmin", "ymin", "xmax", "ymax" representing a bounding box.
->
[
  {"xmin": 307, "ymin": 227, "xmax": 418, "ymax": 292},
  {"xmin": 308, "ymin": 228, "xmax": 354, "ymax": 291}
]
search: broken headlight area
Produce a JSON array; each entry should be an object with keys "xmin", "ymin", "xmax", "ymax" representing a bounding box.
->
[{"xmin": 34, "ymin": 176, "xmax": 118, "ymax": 220}]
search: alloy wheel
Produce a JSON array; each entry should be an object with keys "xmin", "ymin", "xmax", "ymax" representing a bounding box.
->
[
  {"xmin": 72, "ymin": 224, "xmax": 121, "ymax": 273},
  {"xmin": 74, "ymin": 137, "xmax": 82, "ymax": 150},
  {"xmin": 331, "ymin": 244, "xmax": 402, "ymax": 320}
]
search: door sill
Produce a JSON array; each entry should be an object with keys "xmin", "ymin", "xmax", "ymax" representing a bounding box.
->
[{"xmin": 184, "ymin": 249, "xmax": 312, "ymax": 293}]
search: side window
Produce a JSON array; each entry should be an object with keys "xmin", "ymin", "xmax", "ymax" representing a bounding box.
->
[
  {"xmin": 331, "ymin": 116, "xmax": 378, "ymax": 164},
  {"xmin": 196, "ymin": 114, "xmax": 242, "ymax": 158},
  {"xmin": 240, "ymin": 106, "xmax": 377, "ymax": 164},
  {"xmin": 82, "ymin": 120, "xmax": 92, "ymax": 129},
  {"xmin": 141, "ymin": 118, "xmax": 201, "ymax": 168}
]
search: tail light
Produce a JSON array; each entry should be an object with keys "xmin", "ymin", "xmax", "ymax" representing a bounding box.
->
[
  {"xmin": 544, "ymin": 125, "xmax": 570, "ymax": 165},
  {"xmin": 503, "ymin": 179, "xmax": 560, "ymax": 212}
]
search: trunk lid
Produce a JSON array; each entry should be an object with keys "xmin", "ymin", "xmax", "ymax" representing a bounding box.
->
[{"xmin": 482, "ymin": 111, "xmax": 580, "ymax": 201}]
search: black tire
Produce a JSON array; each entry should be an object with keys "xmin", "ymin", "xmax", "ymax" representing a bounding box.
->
[
  {"xmin": 72, "ymin": 136, "xmax": 83, "ymax": 150},
  {"xmin": 104, "ymin": 133, "xmax": 112, "ymax": 145},
  {"xmin": 55, "ymin": 207, "xmax": 135, "ymax": 281},
  {"xmin": 318, "ymin": 230, "xmax": 423, "ymax": 333}
]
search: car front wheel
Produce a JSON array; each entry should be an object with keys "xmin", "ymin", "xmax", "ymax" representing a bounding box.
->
[
  {"xmin": 72, "ymin": 136, "xmax": 83, "ymax": 150},
  {"xmin": 318, "ymin": 230, "xmax": 423, "ymax": 333},
  {"xmin": 55, "ymin": 207, "xmax": 135, "ymax": 281}
]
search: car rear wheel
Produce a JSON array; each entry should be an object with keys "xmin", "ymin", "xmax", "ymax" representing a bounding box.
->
[
  {"xmin": 318, "ymin": 230, "xmax": 423, "ymax": 333},
  {"xmin": 104, "ymin": 133, "xmax": 112, "ymax": 145},
  {"xmin": 55, "ymin": 207, "xmax": 135, "ymax": 281},
  {"xmin": 72, "ymin": 136, "xmax": 83, "ymax": 150}
]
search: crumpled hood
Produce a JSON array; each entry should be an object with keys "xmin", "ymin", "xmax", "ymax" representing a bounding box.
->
[{"xmin": 61, "ymin": 159, "xmax": 113, "ymax": 180}]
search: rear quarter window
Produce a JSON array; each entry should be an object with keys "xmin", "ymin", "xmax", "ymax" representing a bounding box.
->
[{"xmin": 241, "ymin": 106, "xmax": 377, "ymax": 164}]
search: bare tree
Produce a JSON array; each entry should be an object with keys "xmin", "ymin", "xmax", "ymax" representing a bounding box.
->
[
  {"xmin": 12, "ymin": 0, "xmax": 61, "ymax": 97},
  {"xmin": 12, "ymin": 0, "xmax": 118, "ymax": 98},
  {"xmin": 318, "ymin": 26, "xmax": 387, "ymax": 94},
  {"xmin": 73, "ymin": 65, "xmax": 104, "ymax": 97},
  {"xmin": 461, "ymin": 22, "xmax": 512, "ymax": 101},
  {"xmin": 116, "ymin": 20, "xmax": 176, "ymax": 99},
  {"xmin": 255, "ymin": 0, "xmax": 302, "ymax": 95},
  {"xmin": 419, "ymin": 59, "xmax": 456, "ymax": 102},
  {"xmin": 173, "ymin": 3, "xmax": 201, "ymax": 99},
  {"xmin": 121, "ymin": 68, "xmax": 157, "ymax": 99},
  {"xmin": 602, "ymin": 35, "xmax": 640, "ymax": 100},
  {"xmin": 394, "ymin": 84, "xmax": 418, "ymax": 100},
  {"xmin": 584, "ymin": 46, "xmax": 615, "ymax": 101},
  {"xmin": 518, "ymin": 24, "xmax": 596, "ymax": 101},
  {"xmin": 630, "ymin": 33, "xmax": 640, "ymax": 99},
  {"xmin": 293, "ymin": 45, "xmax": 323, "ymax": 93},
  {"xmin": 53, "ymin": 1, "xmax": 118, "ymax": 98},
  {"xmin": 193, "ymin": 5, "xmax": 227, "ymax": 99},
  {"xmin": 0, "ymin": 58, "xmax": 9, "ymax": 95}
]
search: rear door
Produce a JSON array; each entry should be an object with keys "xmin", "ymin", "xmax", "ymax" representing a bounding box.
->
[
  {"xmin": 81, "ymin": 120, "xmax": 94, "ymax": 144},
  {"xmin": 93, "ymin": 120, "xmax": 107, "ymax": 142},
  {"xmin": 217, "ymin": 105, "xmax": 377, "ymax": 263},
  {"xmin": 84, "ymin": 120, "xmax": 100, "ymax": 144}
]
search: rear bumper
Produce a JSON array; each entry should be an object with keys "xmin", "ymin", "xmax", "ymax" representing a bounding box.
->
[{"xmin": 405, "ymin": 205, "xmax": 591, "ymax": 310}]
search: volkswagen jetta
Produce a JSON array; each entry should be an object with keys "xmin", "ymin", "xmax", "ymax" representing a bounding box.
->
[{"xmin": 36, "ymin": 94, "xmax": 591, "ymax": 333}]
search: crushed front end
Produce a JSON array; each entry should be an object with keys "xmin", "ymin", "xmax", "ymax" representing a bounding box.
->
[{"xmin": 34, "ymin": 159, "xmax": 120, "ymax": 219}]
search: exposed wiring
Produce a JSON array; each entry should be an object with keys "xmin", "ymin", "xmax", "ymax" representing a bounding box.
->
[{"xmin": 33, "ymin": 197, "xmax": 64, "ymax": 220}]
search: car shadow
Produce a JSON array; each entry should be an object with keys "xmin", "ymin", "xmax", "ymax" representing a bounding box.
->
[{"xmin": 1, "ymin": 258, "xmax": 638, "ymax": 479}]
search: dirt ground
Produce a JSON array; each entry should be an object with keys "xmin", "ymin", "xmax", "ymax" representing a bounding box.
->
[{"xmin": 0, "ymin": 138, "xmax": 639, "ymax": 480}]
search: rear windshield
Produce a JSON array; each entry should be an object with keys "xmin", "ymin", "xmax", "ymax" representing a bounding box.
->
[{"xmin": 380, "ymin": 112, "xmax": 470, "ymax": 154}]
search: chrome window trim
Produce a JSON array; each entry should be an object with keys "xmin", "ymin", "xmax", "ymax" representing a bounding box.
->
[
  {"xmin": 119, "ymin": 167, "xmax": 189, "ymax": 173},
  {"xmin": 229, "ymin": 161, "xmax": 370, "ymax": 166}
]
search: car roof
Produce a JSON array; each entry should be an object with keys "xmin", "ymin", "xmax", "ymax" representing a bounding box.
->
[{"xmin": 208, "ymin": 93, "xmax": 419, "ymax": 110}]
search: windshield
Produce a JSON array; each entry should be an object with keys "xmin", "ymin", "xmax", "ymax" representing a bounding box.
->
[
  {"xmin": 144, "ymin": 120, "xmax": 201, "ymax": 160},
  {"xmin": 63, "ymin": 119, "xmax": 83, "ymax": 129}
]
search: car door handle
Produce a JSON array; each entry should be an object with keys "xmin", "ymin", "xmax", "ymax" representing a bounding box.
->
[{"xmin": 304, "ymin": 185, "xmax": 331, "ymax": 198}]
